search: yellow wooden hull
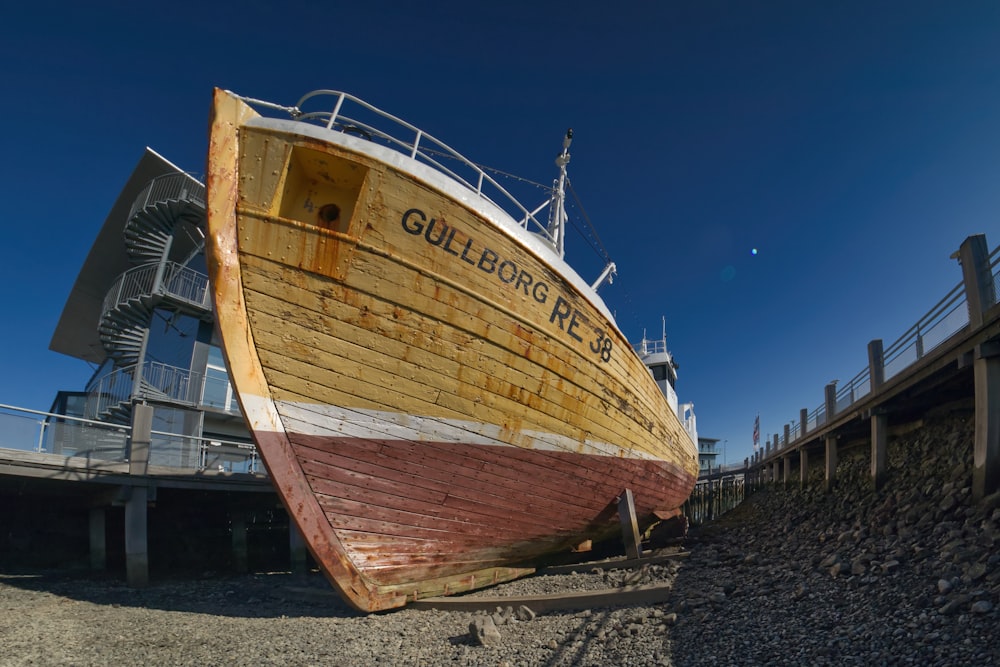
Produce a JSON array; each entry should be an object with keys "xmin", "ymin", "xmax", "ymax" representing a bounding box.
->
[{"xmin": 206, "ymin": 89, "xmax": 698, "ymax": 611}]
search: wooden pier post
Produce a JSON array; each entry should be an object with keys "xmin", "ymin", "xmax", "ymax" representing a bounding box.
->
[
  {"xmin": 973, "ymin": 344, "xmax": 1000, "ymax": 500},
  {"xmin": 125, "ymin": 403, "xmax": 152, "ymax": 587},
  {"xmin": 783, "ymin": 455, "xmax": 792, "ymax": 487},
  {"xmin": 824, "ymin": 382, "xmax": 837, "ymax": 426},
  {"xmin": 958, "ymin": 234, "xmax": 995, "ymax": 329},
  {"xmin": 800, "ymin": 408, "xmax": 808, "ymax": 440},
  {"xmin": 824, "ymin": 435, "xmax": 838, "ymax": 493},
  {"xmin": 871, "ymin": 410, "xmax": 888, "ymax": 490},
  {"xmin": 957, "ymin": 235, "xmax": 1000, "ymax": 500},
  {"xmin": 868, "ymin": 339, "xmax": 885, "ymax": 392},
  {"xmin": 867, "ymin": 338, "xmax": 888, "ymax": 490},
  {"xmin": 800, "ymin": 447, "xmax": 809, "ymax": 490}
]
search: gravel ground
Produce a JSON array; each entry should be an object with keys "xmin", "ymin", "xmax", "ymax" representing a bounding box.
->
[{"xmin": 1, "ymin": 411, "xmax": 997, "ymax": 666}]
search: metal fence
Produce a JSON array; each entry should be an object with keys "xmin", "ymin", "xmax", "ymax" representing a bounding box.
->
[
  {"xmin": 0, "ymin": 404, "xmax": 129, "ymax": 461},
  {"xmin": 0, "ymin": 403, "xmax": 262, "ymax": 474}
]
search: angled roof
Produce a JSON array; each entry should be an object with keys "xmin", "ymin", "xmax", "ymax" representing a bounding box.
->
[{"xmin": 49, "ymin": 149, "xmax": 187, "ymax": 363}]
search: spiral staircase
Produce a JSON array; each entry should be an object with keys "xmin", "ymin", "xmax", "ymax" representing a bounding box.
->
[{"xmin": 90, "ymin": 173, "xmax": 210, "ymax": 423}]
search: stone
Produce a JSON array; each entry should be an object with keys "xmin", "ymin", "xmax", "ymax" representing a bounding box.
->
[
  {"xmin": 971, "ymin": 600, "xmax": 993, "ymax": 614},
  {"xmin": 469, "ymin": 616, "xmax": 502, "ymax": 647},
  {"xmin": 515, "ymin": 605, "xmax": 536, "ymax": 622}
]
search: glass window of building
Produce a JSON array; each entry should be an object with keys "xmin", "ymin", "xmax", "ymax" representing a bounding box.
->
[{"xmin": 202, "ymin": 345, "xmax": 238, "ymax": 412}]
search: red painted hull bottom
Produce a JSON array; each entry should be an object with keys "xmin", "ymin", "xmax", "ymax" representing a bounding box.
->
[{"xmin": 255, "ymin": 428, "xmax": 696, "ymax": 592}]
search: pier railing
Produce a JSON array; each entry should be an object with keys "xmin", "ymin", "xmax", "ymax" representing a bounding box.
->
[
  {"xmin": 756, "ymin": 237, "xmax": 999, "ymax": 459},
  {"xmin": 0, "ymin": 403, "xmax": 261, "ymax": 474}
]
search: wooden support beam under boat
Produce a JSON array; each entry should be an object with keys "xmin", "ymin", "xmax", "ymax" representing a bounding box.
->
[{"xmin": 618, "ymin": 489, "xmax": 642, "ymax": 560}]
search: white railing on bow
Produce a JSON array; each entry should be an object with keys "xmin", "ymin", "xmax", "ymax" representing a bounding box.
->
[{"xmin": 236, "ymin": 90, "xmax": 557, "ymax": 248}]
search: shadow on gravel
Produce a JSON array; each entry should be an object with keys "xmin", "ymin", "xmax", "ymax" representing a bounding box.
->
[{"xmin": 0, "ymin": 570, "xmax": 362, "ymax": 619}]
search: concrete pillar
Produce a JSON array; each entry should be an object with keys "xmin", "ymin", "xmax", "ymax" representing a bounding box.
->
[
  {"xmin": 290, "ymin": 522, "xmax": 308, "ymax": 575},
  {"xmin": 824, "ymin": 435, "xmax": 838, "ymax": 492},
  {"xmin": 783, "ymin": 455, "xmax": 791, "ymax": 486},
  {"xmin": 231, "ymin": 509, "xmax": 248, "ymax": 574},
  {"xmin": 871, "ymin": 410, "xmax": 888, "ymax": 490},
  {"xmin": 973, "ymin": 345, "xmax": 1000, "ymax": 500},
  {"xmin": 868, "ymin": 339, "xmax": 885, "ymax": 392},
  {"xmin": 800, "ymin": 447, "xmax": 809, "ymax": 489},
  {"xmin": 125, "ymin": 403, "xmax": 153, "ymax": 587},
  {"xmin": 89, "ymin": 508, "xmax": 106, "ymax": 571}
]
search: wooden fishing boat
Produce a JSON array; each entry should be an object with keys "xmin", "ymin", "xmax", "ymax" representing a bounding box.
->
[{"xmin": 205, "ymin": 88, "xmax": 698, "ymax": 612}]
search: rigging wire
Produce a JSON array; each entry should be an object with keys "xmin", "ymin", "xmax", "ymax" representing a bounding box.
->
[
  {"xmin": 565, "ymin": 177, "xmax": 614, "ymax": 267},
  {"xmin": 389, "ymin": 140, "xmax": 624, "ymax": 294}
]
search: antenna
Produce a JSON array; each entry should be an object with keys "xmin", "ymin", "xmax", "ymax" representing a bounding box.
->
[{"xmin": 546, "ymin": 129, "xmax": 573, "ymax": 258}]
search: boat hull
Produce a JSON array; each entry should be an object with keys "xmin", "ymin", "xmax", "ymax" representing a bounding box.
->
[{"xmin": 206, "ymin": 89, "xmax": 698, "ymax": 611}]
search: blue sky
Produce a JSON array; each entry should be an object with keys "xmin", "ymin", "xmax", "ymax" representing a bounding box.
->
[{"xmin": 1, "ymin": 1, "xmax": 999, "ymax": 467}]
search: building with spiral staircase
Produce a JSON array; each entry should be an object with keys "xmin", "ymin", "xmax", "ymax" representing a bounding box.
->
[{"xmin": 49, "ymin": 148, "xmax": 255, "ymax": 471}]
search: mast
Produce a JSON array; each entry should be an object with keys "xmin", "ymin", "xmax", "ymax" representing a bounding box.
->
[{"xmin": 547, "ymin": 129, "xmax": 572, "ymax": 258}]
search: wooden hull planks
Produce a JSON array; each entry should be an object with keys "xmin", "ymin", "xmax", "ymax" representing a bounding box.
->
[{"xmin": 206, "ymin": 88, "xmax": 698, "ymax": 611}]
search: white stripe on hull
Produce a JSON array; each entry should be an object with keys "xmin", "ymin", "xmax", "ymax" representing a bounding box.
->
[{"xmin": 264, "ymin": 397, "xmax": 663, "ymax": 461}]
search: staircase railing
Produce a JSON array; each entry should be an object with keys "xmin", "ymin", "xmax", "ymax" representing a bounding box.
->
[
  {"xmin": 86, "ymin": 361, "xmax": 241, "ymax": 420},
  {"xmin": 100, "ymin": 262, "xmax": 211, "ymax": 325},
  {"xmin": 128, "ymin": 172, "xmax": 205, "ymax": 222}
]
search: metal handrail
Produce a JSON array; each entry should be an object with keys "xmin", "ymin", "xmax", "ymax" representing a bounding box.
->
[
  {"xmin": 0, "ymin": 402, "xmax": 261, "ymax": 473},
  {"xmin": 835, "ymin": 366, "xmax": 872, "ymax": 412}
]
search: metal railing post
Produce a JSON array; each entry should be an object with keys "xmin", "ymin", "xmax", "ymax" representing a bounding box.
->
[{"xmin": 36, "ymin": 420, "xmax": 46, "ymax": 453}]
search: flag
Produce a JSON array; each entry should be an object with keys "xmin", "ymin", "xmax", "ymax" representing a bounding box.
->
[{"xmin": 753, "ymin": 415, "xmax": 760, "ymax": 451}]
